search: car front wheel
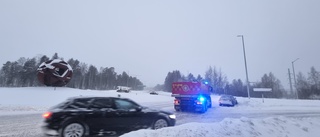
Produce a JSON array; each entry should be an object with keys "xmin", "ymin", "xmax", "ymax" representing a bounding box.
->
[
  {"xmin": 153, "ymin": 118, "xmax": 168, "ymax": 130},
  {"xmin": 61, "ymin": 122, "xmax": 86, "ymax": 137},
  {"xmin": 200, "ymin": 104, "xmax": 207, "ymax": 113}
]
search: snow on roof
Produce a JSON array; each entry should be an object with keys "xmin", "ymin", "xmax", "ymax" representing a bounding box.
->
[{"xmin": 38, "ymin": 59, "xmax": 73, "ymax": 71}]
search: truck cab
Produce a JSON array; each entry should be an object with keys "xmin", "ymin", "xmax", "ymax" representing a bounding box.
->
[{"xmin": 171, "ymin": 82, "xmax": 212, "ymax": 113}]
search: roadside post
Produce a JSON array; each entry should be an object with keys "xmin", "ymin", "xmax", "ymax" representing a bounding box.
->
[{"xmin": 253, "ymin": 88, "xmax": 272, "ymax": 103}]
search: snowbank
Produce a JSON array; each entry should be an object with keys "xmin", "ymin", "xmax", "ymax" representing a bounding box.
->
[
  {"xmin": 0, "ymin": 87, "xmax": 172, "ymax": 115},
  {"xmin": 122, "ymin": 116, "xmax": 320, "ymax": 137}
]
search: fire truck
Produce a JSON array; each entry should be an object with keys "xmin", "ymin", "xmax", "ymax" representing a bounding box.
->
[{"xmin": 171, "ymin": 82, "xmax": 212, "ymax": 113}]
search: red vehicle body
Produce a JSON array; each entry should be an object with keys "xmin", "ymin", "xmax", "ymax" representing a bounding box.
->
[{"xmin": 171, "ymin": 82, "xmax": 212, "ymax": 113}]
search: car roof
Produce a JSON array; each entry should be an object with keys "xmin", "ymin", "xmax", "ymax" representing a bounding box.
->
[
  {"xmin": 67, "ymin": 96, "xmax": 129, "ymax": 101},
  {"xmin": 220, "ymin": 95, "xmax": 234, "ymax": 97}
]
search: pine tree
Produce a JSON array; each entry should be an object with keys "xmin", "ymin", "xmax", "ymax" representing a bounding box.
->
[
  {"xmin": 205, "ymin": 66, "xmax": 228, "ymax": 94},
  {"xmin": 253, "ymin": 72, "xmax": 284, "ymax": 98},
  {"xmin": 196, "ymin": 74, "xmax": 203, "ymax": 82},
  {"xmin": 51, "ymin": 53, "xmax": 59, "ymax": 60},
  {"xmin": 296, "ymin": 72, "xmax": 311, "ymax": 99},
  {"xmin": 229, "ymin": 79, "xmax": 246, "ymax": 97},
  {"xmin": 21, "ymin": 58, "xmax": 37, "ymax": 86},
  {"xmin": 163, "ymin": 70, "xmax": 183, "ymax": 92},
  {"xmin": 187, "ymin": 73, "xmax": 195, "ymax": 81}
]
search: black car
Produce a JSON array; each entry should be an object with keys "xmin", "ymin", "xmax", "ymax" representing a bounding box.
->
[
  {"xmin": 149, "ymin": 91, "xmax": 159, "ymax": 95},
  {"xmin": 42, "ymin": 96, "xmax": 176, "ymax": 137}
]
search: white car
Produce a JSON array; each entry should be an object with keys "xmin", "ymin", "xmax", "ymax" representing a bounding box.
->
[{"xmin": 219, "ymin": 95, "xmax": 238, "ymax": 107}]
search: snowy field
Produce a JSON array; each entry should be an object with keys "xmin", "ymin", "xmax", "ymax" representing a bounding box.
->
[
  {"xmin": 1, "ymin": 87, "xmax": 320, "ymax": 137},
  {"xmin": 0, "ymin": 87, "xmax": 173, "ymax": 115}
]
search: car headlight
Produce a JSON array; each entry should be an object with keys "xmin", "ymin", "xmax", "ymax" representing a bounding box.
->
[{"xmin": 169, "ymin": 114, "xmax": 176, "ymax": 119}]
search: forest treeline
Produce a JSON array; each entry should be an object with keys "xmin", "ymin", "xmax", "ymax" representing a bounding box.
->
[
  {"xmin": 157, "ymin": 66, "xmax": 320, "ymax": 99},
  {"xmin": 1, "ymin": 53, "xmax": 320, "ymax": 99},
  {"xmin": 0, "ymin": 53, "xmax": 144, "ymax": 90}
]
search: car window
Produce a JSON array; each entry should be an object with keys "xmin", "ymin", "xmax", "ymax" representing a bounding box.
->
[
  {"xmin": 114, "ymin": 99, "xmax": 139, "ymax": 110},
  {"xmin": 220, "ymin": 96, "xmax": 230, "ymax": 99},
  {"xmin": 67, "ymin": 98, "xmax": 92, "ymax": 109},
  {"xmin": 91, "ymin": 98, "xmax": 114, "ymax": 109}
]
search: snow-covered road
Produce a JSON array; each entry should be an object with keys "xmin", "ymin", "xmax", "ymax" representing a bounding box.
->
[
  {"xmin": 0, "ymin": 114, "xmax": 43, "ymax": 137},
  {"xmin": 1, "ymin": 102, "xmax": 320, "ymax": 137}
]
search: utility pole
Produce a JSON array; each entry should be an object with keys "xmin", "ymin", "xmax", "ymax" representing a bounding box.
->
[
  {"xmin": 288, "ymin": 68, "xmax": 293, "ymax": 97},
  {"xmin": 292, "ymin": 58, "xmax": 299, "ymax": 99},
  {"xmin": 237, "ymin": 35, "xmax": 250, "ymax": 99}
]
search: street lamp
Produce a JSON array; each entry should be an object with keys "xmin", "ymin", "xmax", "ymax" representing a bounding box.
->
[
  {"xmin": 292, "ymin": 58, "xmax": 299, "ymax": 99},
  {"xmin": 237, "ymin": 35, "xmax": 250, "ymax": 99}
]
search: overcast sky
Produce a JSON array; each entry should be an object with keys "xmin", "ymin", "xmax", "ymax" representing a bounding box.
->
[{"xmin": 1, "ymin": 0, "xmax": 320, "ymax": 88}]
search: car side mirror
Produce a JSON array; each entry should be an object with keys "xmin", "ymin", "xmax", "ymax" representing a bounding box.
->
[
  {"xmin": 128, "ymin": 106, "xmax": 143, "ymax": 112},
  {"xmin": 209, "ymin": 87, "xmax": 213, "ymax": 92},
  {"xmin": 135, "ymin": 106, "xmax": 143, "ymax": 112}
]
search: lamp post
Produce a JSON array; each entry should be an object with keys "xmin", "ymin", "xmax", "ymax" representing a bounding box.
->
[
  {"xmin": 292, "ymin": 58, "xmax": 299, "ymax": 99},
  {"xmin": 237, "ymin": 35, "xmax": 250, "ymax": 99}
]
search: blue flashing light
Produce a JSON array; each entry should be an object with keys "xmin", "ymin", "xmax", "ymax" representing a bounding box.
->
[
  {"xmin": 204, "ymin": 81, "xmax": 209, "ymax": 85},
  {"xmin": 198, "ymin": 96, "xmax": 205, "ymax": 102}
]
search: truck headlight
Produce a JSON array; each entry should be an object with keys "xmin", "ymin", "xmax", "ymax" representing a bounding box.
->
[{"xmin": 169, "ymin": 114, "xmax": 176, "ymax": 119}]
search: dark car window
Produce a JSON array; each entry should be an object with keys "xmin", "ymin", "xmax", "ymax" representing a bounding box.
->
[
  {"xmin": 91, "ymin": 98, "xmax": 114, "ymax": 109},
  {"xmin": 114, "ymin": 99, "xmax": 139, "ymax": 110},
  {"xmin": 51, "ymin": 99, "xmax": 71, "ymax": 109},
  {"xmin": 67, "ymin": 98, "xmax": 92, "ymax": 109}
]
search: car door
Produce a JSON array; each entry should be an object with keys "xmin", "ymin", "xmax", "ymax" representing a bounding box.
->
[
  {"xmin": 113, "ymin": 98, "xmax": 147, "ymax": 131},
  {"xmin": 88, "ymin": 98, "xmax": 119, "ymax": 133},
  {"xmin": 64, "ymin": 98, "xmax": 105, "ymax": 133}
]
